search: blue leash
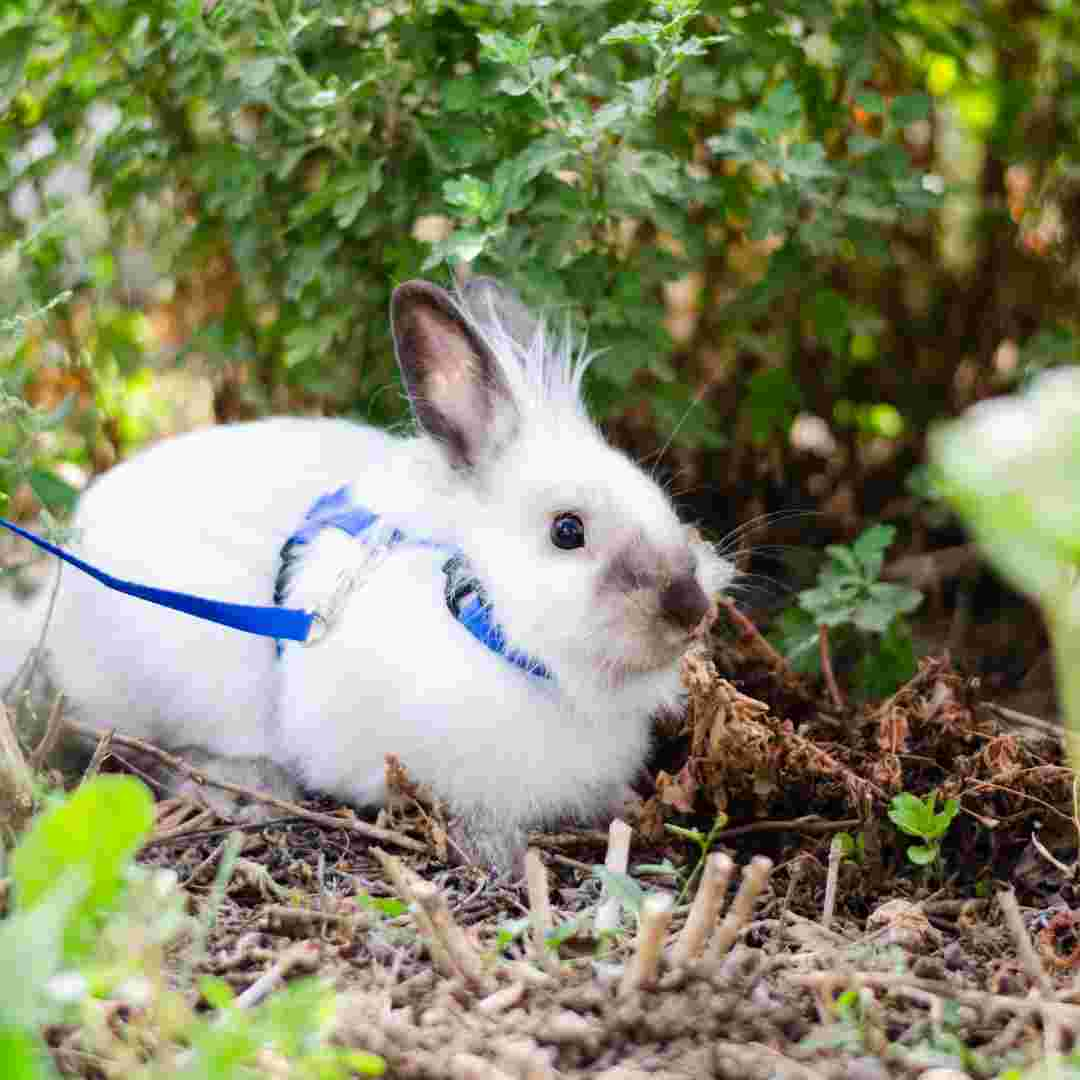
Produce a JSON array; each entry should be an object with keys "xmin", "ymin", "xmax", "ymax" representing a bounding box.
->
[
  {"xmin": 1, "ymin": 497, "xmax": 552, "ymax": 679},
  {"xmin": 0, "ymin": 516, "xmax": 314, "ymax": 642}
]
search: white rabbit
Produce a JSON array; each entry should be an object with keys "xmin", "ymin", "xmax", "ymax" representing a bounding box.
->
[{"xmin": 5, "ymin": 278, "xmax": 734, "ymax": 867}]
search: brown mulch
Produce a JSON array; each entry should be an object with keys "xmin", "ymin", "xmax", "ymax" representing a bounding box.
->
[{"xmin": 14, "ymin": 605, "xmax": 1080, "ymax": 1078}]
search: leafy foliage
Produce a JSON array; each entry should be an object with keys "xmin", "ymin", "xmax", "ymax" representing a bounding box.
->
[
  {"xmin": 0, "ymin": 776, "xmax": 385, "ymax": 1077},
  {"xmin": 773, "ymin": 524, "xmax": 923, "ymax": 699},
  {"xmin": 0, "ymin": 0, "xmax": 987, "ymax": 521}
]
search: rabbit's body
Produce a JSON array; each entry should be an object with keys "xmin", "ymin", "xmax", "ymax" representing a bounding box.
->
[{"xmin": 9, "ymin": 279, "xmax": 734, "ymax": 866}]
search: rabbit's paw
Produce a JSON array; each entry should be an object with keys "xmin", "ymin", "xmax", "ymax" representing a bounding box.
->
[
  {"xmin": 448, "ymin": 812, "xmax": 530, "ymax": 878},
  {"xmin": 170, "ymin": 748, "xmax": 302, "ymax": 822}
]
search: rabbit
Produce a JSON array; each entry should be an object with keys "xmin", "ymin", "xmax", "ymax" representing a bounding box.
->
[{"xmin": 5, "ymin": 277, "xmax": 734, "ymax": 868}]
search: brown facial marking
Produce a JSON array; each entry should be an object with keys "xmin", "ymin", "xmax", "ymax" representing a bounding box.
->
[
  {"xmin": 659, "ymin": 573, "xmax": 710, "ymax": 632},
  {"xmin": 601, "ymin": 542, "xmax": 660, "ymax": 595}
]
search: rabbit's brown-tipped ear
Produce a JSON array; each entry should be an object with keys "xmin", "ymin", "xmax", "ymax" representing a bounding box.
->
[{"xmin": 391, "ymin": 280, "xmax": 516, "ymax": 470}]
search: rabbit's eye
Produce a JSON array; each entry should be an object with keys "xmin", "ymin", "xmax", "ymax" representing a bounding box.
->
[{"xmin": 551, "ymin": 513, "xmax": 585, "ymax": 550}]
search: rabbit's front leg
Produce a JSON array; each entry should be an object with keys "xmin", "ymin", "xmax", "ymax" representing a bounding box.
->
[{"xmin": 165, "ymin": 746, "xmax": 303, "ymax": 820}]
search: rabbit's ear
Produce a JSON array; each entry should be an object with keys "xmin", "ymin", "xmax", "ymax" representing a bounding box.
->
[
  {"xmin": 460, "ymin": 276, "xmax": 538, "ymax": 352},
  {"xmin": 391, "ymin": 281, "xmax": 516, "ymax": 470}
]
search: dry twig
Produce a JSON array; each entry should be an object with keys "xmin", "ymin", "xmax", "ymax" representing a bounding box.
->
[
  {"xmin": 718, "ymin": 596, "xmax": 792, "ymax": 673},
  {"xmin": 670, "ymin": 852, "xmax": 734, "ymax": 967},
  {"xmin": 79, "ymin": 728, "xmax": 114, "ymax": 785},
  {"xmin": 0, "ymin": 700, "xmax": 35, "ymax": 831},
  {"xmin": 234, "ymin": 942, "xmax": 321, "ymax": 1008},
  {"xmin": 619, "ymin": 893, "xmax": 674, "ymax": 996},
  {"xmin": 413, "ymin": 880, "xmax": 493, "ymax": 993},
  {"xmin": 822, "ymin": 834, "xmax": 846, "ymax": 928},
  {"xmin": 64, "ymin": 719, "xmax": 425, "ymax": 854},
  {"xmin": 28, "ymin": 691, "xmax": 66, "ymax": 771},
  {"xmin": 709, "ymin": 856, "xmax": 773, "ymax": 961},
  {"xmin": 373, "ymin": 847, "xmax": 456, "ymax": 979},
  {"xmin": 594, "ymin": 818, "xmax": 632, "ymax": 935},
  {"xmin": 526, "ymin": 849, "xmax": 560, "ymax": 977},
  {"xmin": 998, "ymin": 888, "xmax": 1053, "ymax": 995}
]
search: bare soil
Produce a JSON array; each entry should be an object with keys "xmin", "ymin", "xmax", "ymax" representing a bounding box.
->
[{"xmin": 40, "ymin": 603, "xmax": 1077, "ymax": 1080}]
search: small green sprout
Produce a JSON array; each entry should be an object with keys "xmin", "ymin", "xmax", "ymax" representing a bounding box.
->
[
  {"xmin": 832, "ymin": 830, "xmax": 866, "ymax": 865},
  {"xmin": 774, "ymin": 524, "xmax": 923, "ymax": 700},
  {"xmin": 799, "ymin": 988, "xmax": 870, "ymax": 1053},
  {"xmin": 664, "ymin": 814, "xmax": 729, "ymax": 905},
  {"xmin": 591, "ymin": 866, "xmax": 646, "ymax": 918},
  {"xmin": 888, "ymin": 791, "xmax": 959, "ymax": 868}
]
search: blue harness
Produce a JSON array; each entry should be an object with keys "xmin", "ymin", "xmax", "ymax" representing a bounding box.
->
[
  {"xmin": 0, "ymin": 488, "xmax": 551, "ymax": 681},
  {"xmin": 274, "ymin": 486, "xmax": 550, "ymax": 679}
]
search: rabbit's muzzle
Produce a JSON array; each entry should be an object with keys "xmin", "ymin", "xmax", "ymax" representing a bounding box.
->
[{"xmin": 660, "ymin": 574, "xmax": 710, "ymax": 633}]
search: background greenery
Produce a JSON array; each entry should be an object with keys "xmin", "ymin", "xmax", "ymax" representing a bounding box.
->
[
  {"xmin": 4, "ymin": 5, "xmax": 1080, "ymax": 1073},
  {"xmin": 2, "ymin": 0, "xmax": 1078, "ymax": 589}
]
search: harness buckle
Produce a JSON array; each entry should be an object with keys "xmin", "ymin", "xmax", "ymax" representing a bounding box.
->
[{"xmin": 303, "ymin": 568, "xmax": 358, "ymax": 646}]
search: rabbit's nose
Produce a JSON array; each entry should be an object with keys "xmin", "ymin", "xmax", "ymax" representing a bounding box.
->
[{"xmin": 660, "ymin": 574, "xmax": 710, "ymax": 632}]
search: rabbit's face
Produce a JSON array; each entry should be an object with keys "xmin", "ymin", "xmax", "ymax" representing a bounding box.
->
[
  {"xmin": 391, "ymin": 277, "xmax": 734, "ymax": 690},
  {"xmin": 460, "ymin": 416, "xmax": 733, "ymax": 687}
]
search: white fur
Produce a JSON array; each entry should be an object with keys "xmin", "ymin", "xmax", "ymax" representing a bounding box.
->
[{"xmin": 5, "ymin": 280, "xmax": 734, "ymax": 866}]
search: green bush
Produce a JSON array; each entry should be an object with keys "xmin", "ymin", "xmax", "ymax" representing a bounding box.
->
[{"xmin": 0, "ymin": 0, "xmax": 979, "ymax": 515}]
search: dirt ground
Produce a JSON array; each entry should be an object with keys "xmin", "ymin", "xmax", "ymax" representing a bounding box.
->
[{"xmin": 32, "ymin": 594, "xmax": 1078, "ymax": 1080}]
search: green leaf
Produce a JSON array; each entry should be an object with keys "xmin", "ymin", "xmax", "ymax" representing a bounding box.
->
[
  {"xmin": 11, "ymin": 776, "xmax": 154, "ymax": 959},
  {"xmin": 546, "ymin": 914, "xmax": 585, "ymax": 948},
  {"xmin": 888, "ymin": 791, "xmax": 932, "ymax": 838},
  {"xmin": 478, "ymin": 28, "xmax": 540, "ymax": 68},
  {"xmin": 495, "ymin": 917, "xmax": 531, "ymax": 951},
  {"xmin": 665, "ymin": 823, "xmax": 707, "ymax": 846},
  {"xmin": 0, "ymin": 1025, "xmax": 53, "ymax": 1080},
  {"xmin": 358, "ymin": 894, "xmax": 407, "ymax": 918},
  {"xmin": 851, "ymin": 583, "xmax": 919, "ymax": 634},
  {"xmin": 755, "ymin": 80, "xmax": 802, "ymax": 137},
  {"xmin": 591, "ymin": 867, "xmax": 645, "ymax": 915},
  {"xmin": 199, "ymin": 976, "xmax": 237, "ymax": 1009},
  {"xmin": 832, "ymin": 832, "xmax": 856, "ymax": 859},
  {"xmin": 891, "ymin": 92, "xmax": 932, "ymax": 127},
  {"xmin": 706, "ymin": 126, "xmax": 760, "ymax": 162},
  {"xmin": 236, "ymin": 56, "xmax": 278, "ymax": 90},
  {"xmin": 809, "ymin": 289, "xmax": 850, "ymax": 358},
  {"xmin": 888, "ymin": 790, "xmax": 957, "ymax": 845},
  {"xmin": 748, "ymin": 189, "xmax": 792, "ymax": 241},
  {"xmin": 443, "ymin": 75, "xmax": 489, "ymax": 114},
  {"xmin": 770, "ymin": 607, "xmax": 821, "ymax": 674},
  {"xmin": 851, "ymin": 523, "xmax": 896, "ymax": 580},
  {"xmin": 906, "ymin": 844, "xmax": 937, "ymax": 866},
  {"xmin": 743, "ymin": 367, "xmax": 802, "ymax": 443},
  {"xmin": 340, "ymin": 1049, "xmax": 387, "ymax": 1076},
  {"xmin": 852, "ymin": 619, "xmax": 918, "ymax": 699},
  {"xmin": 0, "ymin": 868, "xmax": 90, "ymax": 1028},
  {"xmin": 823, "ymin": 543, "xmax": 861, "ymax": 578},
  {"xmin": 854, "ymin": 90, "xmax": 885, "ymax": 115},
  {"xmin": 421, "ymin": 227, "xmax": 494, "ymax": 269},
  {"xmin": 443, "ymin": 174, "xmax": 497, "ymax": 220},
  {"xmin": 783, "ymin": 141, "xmax": 836, "ymax": 183},
  {"xmin": 798, "ymin": 585, "xmax": 855, "ymax": 627},
  {"xmin": 26, "ymin": 469, "xmax": 78, "ymax": 515},
  {"xmin": 599, "ymin": 21, "xmax": 664, "ymax": 46},
  {"xmin": 847, "ymin": 133, "xmax": 882, "ymax": 156},
  {"xmin": 0, "ymin": 26, "xmax": 34, "ymax": 99}
]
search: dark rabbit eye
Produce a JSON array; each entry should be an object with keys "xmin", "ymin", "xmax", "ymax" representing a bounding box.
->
[{"xmin": 551, "ymin": 513, "xmax": 585, "ymax": 550}]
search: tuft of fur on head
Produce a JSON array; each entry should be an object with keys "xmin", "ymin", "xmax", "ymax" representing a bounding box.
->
[{"xmin": 454, "ymin": 276, "xmax": 592, "ymax": 425}]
